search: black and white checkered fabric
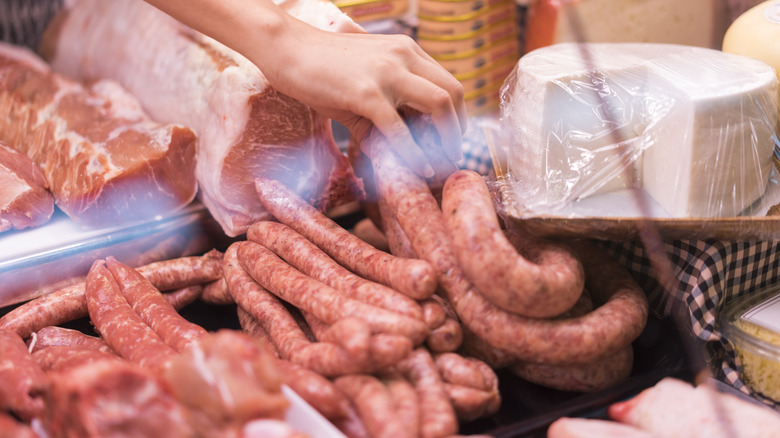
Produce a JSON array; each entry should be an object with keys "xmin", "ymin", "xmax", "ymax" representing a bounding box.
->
[
  {"xmin": 596, "ymin": 239, "xmax": 780, "ymax": 409},
  {"xmin": 0, "ymin": 0, "xmax": 62, "ymax": 51}
]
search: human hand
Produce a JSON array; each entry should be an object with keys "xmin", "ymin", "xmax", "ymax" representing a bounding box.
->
[{"xmin": 260, "ymin": 19, "xmax": 467, "ymax": 178}]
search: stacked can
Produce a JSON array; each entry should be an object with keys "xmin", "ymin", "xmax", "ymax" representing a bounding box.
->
[{"xmin": 417, "ymin": 0, "xmax": 521, "ymax": 115}]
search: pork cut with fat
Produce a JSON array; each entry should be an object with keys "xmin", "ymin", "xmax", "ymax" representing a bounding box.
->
[
  {"xmin": 0, "ymin": 42, "xmax": 197, "ymax": 227},
  {"xmin": 41, "ymin": 0, "xmax": 364, "ymax": 237},
  {"xmin": 0, "ymin": 140, "xmax": 54, "ymax": 232}
]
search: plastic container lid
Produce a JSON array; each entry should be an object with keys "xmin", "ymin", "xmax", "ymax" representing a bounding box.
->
[{"xmin": 720, "ymin": 284, "xmax": 780, "ymax": 402}]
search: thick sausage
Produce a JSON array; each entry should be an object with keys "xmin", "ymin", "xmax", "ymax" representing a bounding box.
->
[
  {"xmin": 276, "ymin": 359, "xmax": 353, "ymax": 421},
  {"xmin": 384, "ymin": 373, "xmax": 420, "ymax": 436},
  {"xmin": 164, "ymin": 285, "xmax": 204, "ymax": 310},
  {"xmin": 0, "ymin": 252, "xmax": 223, "ymax": 339},
  {"xmin": 426, "ymin": 318, "xmax": 463, "ymax": 353},
  {"xmin": 0, "ymin": 328, "xmax": 48, "ymax": 421},
  {"xmin": 254, "ymin": 177, "xmax": 437, "ymax": 300},
  {"xmin": 452, "ymin": 241, "xmax": 647, "ymax": 365},
  {"xmin": 352, "ymin": 217, "xmax": 390, "ymax": 252},
  {"xmin": 444, "ymin": 383, "xmax": 501, "ymax": 421},
  {"xmin": 237, "ymin": 241, "xmax": 428, "ymax": 345},
  {"xmin": 442, "ymin": 169, "xmax": 584, "ymax": 317},
  {"xmin": 434, "ymin": 352, "xmax": 498, "ymax": 394},
  {"xmin": 200, "ymin": 278, "xmax": 234, "ymax": 305},
  {"xmin": 334, "ymin": 374, "xmax": 415, "ymax": 438},
  {"xmin": 105, "ymin": 257, "xmax": 208, "ymax": 353},
  {"xmin": 237, "ymin": 306, "xmax": 280, "ymax": 357},
  {"xmin": 85, "ymin": 260, "xmax": 177, "ymax": 371},
  {"xmin": 367, "ymin": 134, "xmax": 648, "ymax": 365},
  {"xmin": 29, "ymin": 326, "xmax": 114, "ymax": 354},
  {"xmin": 397, "ymin": 348, "xmax": 459, "ymax": 438},
  {"xmin": 378, "ymin": 197, "xmax": 417, "ymax": 259},
  {"xmin": 247, "ymin": 220, "xmax": 423, "ymax": 320},
  {"xmin": 303, "ymin": 312, "xmax": 412, "ymax": 373},
  {"xmin": 510, "ymin": 345, "xmax": 634, "ymax": 393},
  {"xmin": 32, "ymin": 346, "xmax": 124, "ymax": 372},
  {"xmin": 421, "ymin": 298, "xmax": 447, "ymax": 330}
]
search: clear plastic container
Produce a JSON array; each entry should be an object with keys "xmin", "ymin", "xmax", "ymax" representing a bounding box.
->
[{"xmin": 720, "ymin": 284, "xmax": 780, "ymax": 402}]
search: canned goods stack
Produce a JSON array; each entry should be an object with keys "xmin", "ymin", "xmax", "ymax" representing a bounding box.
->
[{"xmin": 417, "ymin": 0, "xmax": 521, "ymax": 115}]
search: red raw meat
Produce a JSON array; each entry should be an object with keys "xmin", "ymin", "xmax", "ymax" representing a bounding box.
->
[{"xmin": 41, "ymin": 0, "xmax": 364, "ymax": 237}]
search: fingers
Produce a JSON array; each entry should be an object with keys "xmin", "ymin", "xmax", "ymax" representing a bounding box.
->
[
  {"xmin": 400, "ymin": 75, "xmax": 465, "ymax": 163},
  {"xmin": 369, "ymin": 109, "xmax": 436, "ymax": 179}
]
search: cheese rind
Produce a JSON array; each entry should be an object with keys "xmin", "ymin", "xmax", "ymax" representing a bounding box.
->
[{"xmin": 501, "ymin": 42, "xmax": 779, "ymax": 218}]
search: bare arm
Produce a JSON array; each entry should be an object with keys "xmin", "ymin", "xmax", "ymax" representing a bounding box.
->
[{"xmin": 143, "ymin": 0, "xmax": 466, "ymax": 177}]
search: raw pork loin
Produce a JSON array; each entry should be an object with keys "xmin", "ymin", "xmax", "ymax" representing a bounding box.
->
[
  {"xmin": 0, "ymin": 42, "xmax": 197, "ymax": 227},
  {"xmin": 0, "ymin": 140, "xmax": 54, "ymax": 232},
  {"xmin": 42, "ymin": 0, "xmax": 364, "ymax": 237}
]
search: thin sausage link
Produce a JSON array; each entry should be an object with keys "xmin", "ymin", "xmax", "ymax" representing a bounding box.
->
[
  {"xmin": 106, "ymin": 257, "xmax": 208, "ymax": 354},
  {"xmin": 426, "ymin": 318, "xmax": 463, "ymax": 353},
  {"xmin": 164, "ymin": 285, "xmax": 204, "ymax": 310},
  {"xmin": 29, "ymin": 326, "xmax": 114, "ymax": 354},
  {"xmin": 276, "ymin": 358, "xmax": 352, "ymax": 421},
  {"xmin": 397, "ymin": 348, "xmax": 458, "ymax": 438},
  {"xmin": 378, "ymin": 197, "xmax": 417, "ymax": 259},
  {"xmin": 384, "ymin": 373, "xmax": 420, "ymax": 437},
  {"xmin": 200, "ymin": 278, "xmax": 233, "ymax": 305},
  {"xmin": 237, "ymin": 241, "xmax": 428, "ymax": 345},
  {"xmin": 0, "ymin": 328, "xmax": 48, "ymax": 421},
  {"xmin": 334, "ymin": 374, "xmax": 415, "ymax": 438},
  {"xmin": 0, "ymin": 252, "xmax": 223, "ymax": 339},
  {"xmin": 444, "ymin": 383, "xmax": 501, "ymax": 422},
  {"xmin": 226, "ymin": 245, "xmax": 394, "ymax": 376},
  {"xmin": 85, "ymin": 260, "xmax": 177, "ymax": 371},
  {"xmin": 433, "ymin": 352, "xmax": 498, "ymax": 393},
  {"xmin": 237, "ymin": 307, "xmax": 280, "ymax": 357},
  {"xmin": 224, "ymin": 243, "xmax": 315, "ymax": 360},
  {"xmin": 421, "ymin": 298, "xmax": 447, "ymax": 330},
  {"xmin": 255, "ymin": 177, "xmax": 437, "ymax": 300},
  {"xmin": 32, "ymin": 346, "xmax": 123, "ymax": 373},
  {"xmin": 247, "ymin": 220, "xmax": 423, "ymax": 320}
]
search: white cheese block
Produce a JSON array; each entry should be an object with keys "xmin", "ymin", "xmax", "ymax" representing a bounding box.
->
[
  {"xmin": 525, "ymin": 0, "xmax": 729, "ymax": 53},
  {"xmin": 501, "ymin": 42, "xmax": 779, "ymax": 218}
]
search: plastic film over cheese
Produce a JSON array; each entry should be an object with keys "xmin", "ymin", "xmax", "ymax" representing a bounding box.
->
[{"xmin": 498, "ymin": 42, "xmax": 780, "ymax": 219}]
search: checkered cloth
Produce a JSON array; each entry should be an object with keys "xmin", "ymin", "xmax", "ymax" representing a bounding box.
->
[
  {"xmin": 597, "ymin": 239, "xmax": 780, "ymax": 408},
  {"xmin": 462, "ymin": 125, "xmax": 780, "ymax": 409}
]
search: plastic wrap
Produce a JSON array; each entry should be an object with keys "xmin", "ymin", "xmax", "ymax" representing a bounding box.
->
[
  {"xmin": 493, "ymin": 42, "xmax": 780, "ymax": 240},
  {"xmin": 0, "ymin": 203, "xmax": 218, "ymax": 308}
]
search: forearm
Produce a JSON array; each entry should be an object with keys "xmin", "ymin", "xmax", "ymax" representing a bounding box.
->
[{"xmin": 142, "ymin": 0, "xmax": 296, "ymax": 69}]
